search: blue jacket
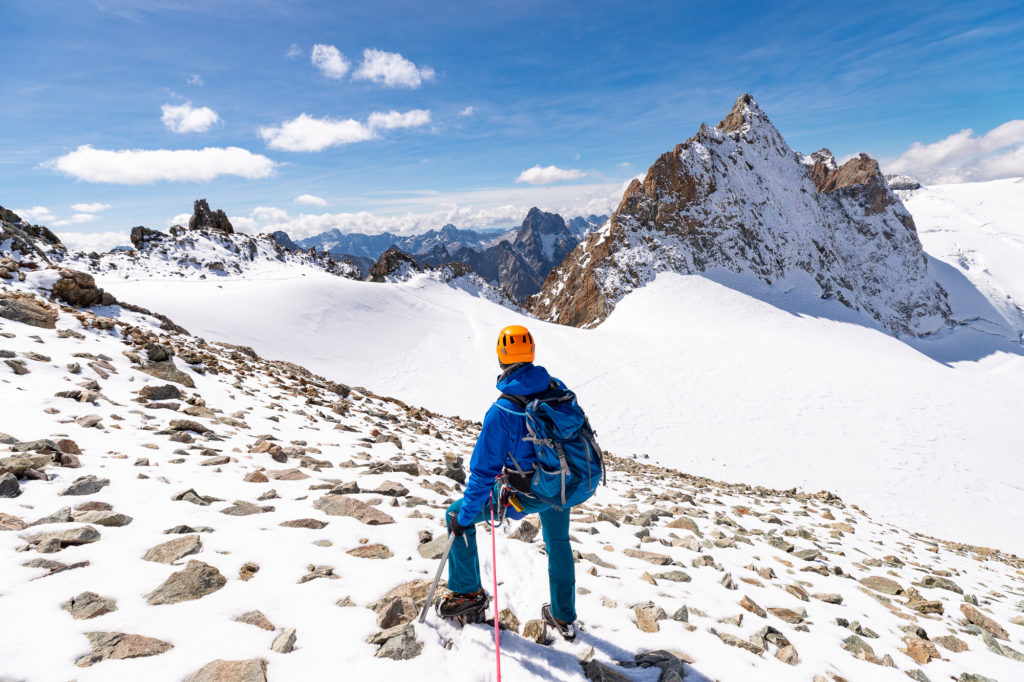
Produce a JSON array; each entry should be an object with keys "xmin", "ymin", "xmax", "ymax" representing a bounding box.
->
[{"xmin": 457, "ymin": 363, "xmax": 562, "ymax": 525}]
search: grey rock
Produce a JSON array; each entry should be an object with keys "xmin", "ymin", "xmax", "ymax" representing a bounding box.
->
[
  {"xmin": 271, "ymin": 628, "xmax": 297, "ymax": 654},
  {"xmin": 25, "ymin": 525, "xmax": 101, "ymax": 550},
  {"xmin": 220, "ymin": 500, "xmax": 274, "ymax": 516},
  {"xmin": 146, "ymin": 560, "xmax": 227, "ymax": 605},
  {"xmin": 184, "ymin": 658, "xmax": 268, "ymax": 682},
  {"xmin": 0, "ymin": 295, "xmax": 58, "ymax": 328},
  {"xmin": 376, "ymin": 596, "xmax": 417, "ymax": 629},
  {"xmin": 140, "ymin": 384, "xmax": 183, "ymax": 401},
  {"xmin": 143, "ymin": 534, "xmax": 202, "ymax": 563},
  {"xmin": 59, "ymin": 475, "xmax": 109, "ymax": 496},
  {"xmin": 62, "ymin": 591, "xmax": 118, "ymax": 620},
  {"xmin": 417, "ymin": 534, "xmax": 448, "ymax": 559},
  {"xmin": 510, "ymin": 519, "xmax": 539, "ymax": 543},
  {"xmin": 313, "ymin": 494, "xmax": 395, "ymax": 525},
  {"xmin": 582, "ymin": 659, "xmax": 634, "ymax": 682},
  {"xmin": 75, "ymin": 631, "xmax": 173, "ymax": 667},
  {"xmin": 633, "ymin": 602, "xmax": 667, "ymax": 633},
  {"xmin": 0, "ymin": 472, "xmax": 20, "ymax": 498},
  {"xmin": 368, "ymin": 623, "xmax": 422, "ymax": 660},
  {"xmin": 72, "ymin": 511, "xmax": 133, "ymax": 527}
]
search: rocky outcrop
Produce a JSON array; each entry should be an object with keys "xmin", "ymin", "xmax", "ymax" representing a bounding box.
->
[
  {"xmin": 531, "ymin": 94, "xmax": 951, "ymax": 337},
  {"xmin": 886, "ymin": 174, "xmax": 922, "ymax": 191},
  {"xmin": 189, "ymin": 199, "xmax": 234, "ymax": 234},
  {"xmin": 52, "ymin": 269, "xmax": 116, "ymax": 308},
  {"xmin": 130, "ymin": 226, "xmax": 169, "ymax": 250},
  {"xmin": 368, "ymin": 248, "xmax": 419, "ymax": 283},
  {"xmin": 1, "ymin": 206, "xmax": 64, "ymax": 264},
  {"xmin": 0, "ymin": 293, "xmax": 58, "ymax": 328}
]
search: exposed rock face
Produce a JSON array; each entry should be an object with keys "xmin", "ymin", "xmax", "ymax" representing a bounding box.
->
[
  {"xmin": 531, "ymin": 94, "xmax": 951, "ymax": 337},
  {"xmin": 1, "ymin": 206, "xmax": 65, "ymax": 263},
  {"xmin": 513, "ymin": 208, "xmax": 579, "ymax": 286},
  {"xmin": 368, "ymin": 248, "xmax": 420, "ymax": 283},
  {"xmin": 0, "ymin": 293, "xmax": 58, "ymax": 329},
  {"xmin": 130, "ymin": 226, "xmax": 169, "ymax": 250},
  {"xmin": 189, "ymin": 199, "xmax": 234, "ymax": 234},
  {"xmin": 52, "ymin": 269, "xmax": 116, "ymax": 307},
  {"xmin": 418, "ymin": 208, "xmax": 582, "ymax": 301}
]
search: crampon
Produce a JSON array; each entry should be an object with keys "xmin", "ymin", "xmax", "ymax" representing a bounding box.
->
[{"xmin": 437, "ymin": 589, "xmax": 490, "ymax": 624}]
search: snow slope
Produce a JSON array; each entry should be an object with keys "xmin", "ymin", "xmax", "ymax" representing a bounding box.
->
[
  {"xmin": 905, "ymin": 177, "xmax": 1024, "ymax": 344},
  {"xmin": 2, "ymin": 277, "xmax": 1023, "ymax": 682},
  {"xmin": 94, "ymin": 261, "xmax": 1024, "ymax": 556}
]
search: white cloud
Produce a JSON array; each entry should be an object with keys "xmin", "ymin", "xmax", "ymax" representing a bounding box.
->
[
  {"xmin": 169, "ymin": 212, "xmax": 191, "ymax": 227},
  {"xmin": 12, "ymin": 206, "xmax": 55, "ymax": 224},
  {"xmin": 56, "ymin": 230, "xmax": 131, "ymax": 252},
  {"xmin": 295, "ymin": 194, "xmax": 327, "ymax": 206},
  {"xmin": 366, "ymin": 109, "xmax": 431, "ymax": 130},
  {"xmin": 45, "ymin": 145, "xmax": 277, "ymax": 184},
  {"xmin": 186, "ymin": 74, "xmax": 204, "ymax": 86},
  {"xmin": 887, "ymin": 119, "xmax": 1024, "ymax": 184},
  {"xmin": 70, "ymin": 202, "xmax": 111, "ymax": 213},
  {"xmin": 286, "ymin": 43, "xmax": 302, "ymax": 59},
  {"xmin": 458, "ymin": 106, "xmax": 476, "ymax": 117},
  {"xmin": 515, "ymin": 165, "xmax": 586, "ymax": 185},
  {"xmin": 52, "ymin": 213, "xmax": 100, "ymax": 226},
  {"xmin": 616, "ymin": 161, "xmax": 630, "ymax": 169},
  {"xmin": 311, "ymin": 44, "xmax": 350, "ymax": 79},
  {"xmin": 353, "ymin": 49, "xmax": 435, "ymax": 88},
  {"xmin": 161, "ymin": 102, "xmax": 220, "ymax": 134},
  {"xmin": 159, "ymin": 101, "xmax": 220, "ymax": 133},
  {"xmin": 258, "ymin": 109, "xmax": 431, "ymax": 152}
]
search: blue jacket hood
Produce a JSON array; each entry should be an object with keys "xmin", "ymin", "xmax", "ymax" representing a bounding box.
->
[{"xmin": 497, "ymin": 363, "xmax": 551, "ymax": 396}]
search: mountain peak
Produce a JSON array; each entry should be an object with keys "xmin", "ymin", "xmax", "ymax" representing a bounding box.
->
[
  {"xmin": 716, "ymin": 93, "xmax": 770, "ymax": 134},
  {"xmin": 532, "ymin": 95, "xmax": 950, "ymax": 336}
]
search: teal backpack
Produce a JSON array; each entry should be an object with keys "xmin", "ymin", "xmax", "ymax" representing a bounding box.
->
[{"xmin": 501, "ymin": 381, "xmax": 605, "ymax": 509}]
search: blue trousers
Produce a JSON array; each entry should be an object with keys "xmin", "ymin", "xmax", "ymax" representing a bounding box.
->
[{"xmin": 445, "ymin": 482, "xmax": 576, "ymax": 623}]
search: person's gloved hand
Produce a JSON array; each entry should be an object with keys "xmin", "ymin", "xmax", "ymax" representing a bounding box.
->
[{"xmin": 449, "ymin": 515, "xmax": 471, "ymax": 537}]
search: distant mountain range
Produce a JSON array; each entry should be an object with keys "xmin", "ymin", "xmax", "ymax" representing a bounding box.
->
[{"xmin": 297, "ymin": 211, "xmax": 607, "ymax": 300}]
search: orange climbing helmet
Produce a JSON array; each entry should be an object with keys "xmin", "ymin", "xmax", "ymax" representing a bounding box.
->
[{"xmin": 496, "ymin": 324, "xmax": 535, "ymax": 364}]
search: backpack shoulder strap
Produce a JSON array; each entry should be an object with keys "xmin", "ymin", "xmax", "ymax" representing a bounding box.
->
[{"xmin": 498, "ymin": 393, "xmax": 528, "ymax": 409}]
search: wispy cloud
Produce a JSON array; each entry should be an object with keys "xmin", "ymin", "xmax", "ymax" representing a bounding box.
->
[
  {"xmin": 353, "ymin": 49, "xmax": 435, "ymax": 88},
  {"xmin": 161, "ymin": 102, "xmax": 220, "ymax": 133},
  {"xmin": 259, "ymin": 109, "xmax": 431, "ymax": 152},
  {"xmin": 52, "ymin": 212, "xmax": 99, "ymax": 226},
  {"xmin": 886, "ymin": 119, "xmax": 1024, "ymax": 184},
  {"xmin": 12, "ymin": 206, "xmax": 55, "ymax": 224},
  {"xmin": 295, "ymin": 193, "xmax": 327, "ymax": 206},
  {"xmin": 70, "ymin": 202, "xmax": 112, "ymax": 213},
  {"xmin": 285, "ymin": 43, "xmax": 302, "ymax": 59},
  {"xmin": 515, "ymin": 165, "xmax": 586, "ymax": 185},
  {"xmin": 186, "ymin": 74, "xmax": 204, "ymax": 86},
  {"xmin": 311, "ymin": 44, "xmax": 350, "ymax": 79},
  {"xmin": 45, "ymin": 145, "xmax": 277, "ymax": 184},
  {"xmin": 458, "ymin": 106, "xmax": 476, "ymax": 117}
]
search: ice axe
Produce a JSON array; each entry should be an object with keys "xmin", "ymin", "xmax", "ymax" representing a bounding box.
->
[{"xmin": 418, "ymin": 532, "xmax": 457, "ymax": 624}]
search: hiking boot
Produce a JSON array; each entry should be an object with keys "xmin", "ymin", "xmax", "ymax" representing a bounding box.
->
[
  {"xmin": 541, "ymin": 603, "xmax": 577, "ymax": 641},
  {"xmin": 438, "ymin": 589, "xmax": 489, "ymax": 621}
]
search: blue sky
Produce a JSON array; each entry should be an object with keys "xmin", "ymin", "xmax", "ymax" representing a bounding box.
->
[{"xmin": 2, "ymin": 0, "xmax": 1023, "ymax": 248}]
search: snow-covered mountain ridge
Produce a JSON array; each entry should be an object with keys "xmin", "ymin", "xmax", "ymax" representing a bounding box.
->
[
  {"xmin": 2, "ymin": 261, "xmax": 1023, "ymax": 682},
  {"xmin": 532, "ymin": 94, "xmax": 951, "ymax": 338}
]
